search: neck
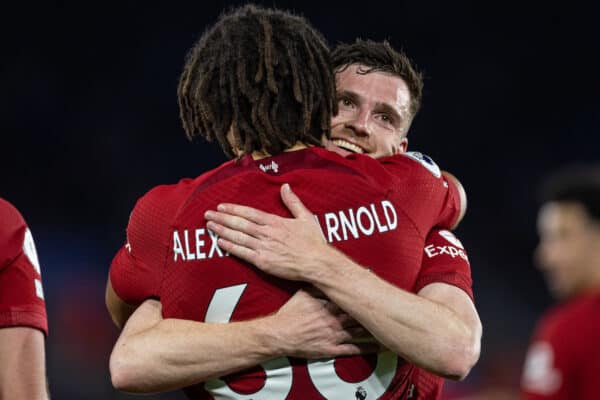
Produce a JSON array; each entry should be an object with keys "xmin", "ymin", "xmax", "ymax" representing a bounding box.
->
[{"xmin": 249, "ymin": 142, "xmax": 310, "ymax": 160}]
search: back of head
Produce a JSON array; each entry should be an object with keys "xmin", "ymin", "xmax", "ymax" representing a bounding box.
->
[
  {"xmin": 332, "ymin": 39, "xmax": 423, "ymax": 118},
  {"xmin": 178, "ymin": 4, "xmax": 335, "ymax": 158},
  {"xmin": 539, "ymin": 164, "xmax": 600, "ymax": 223}
]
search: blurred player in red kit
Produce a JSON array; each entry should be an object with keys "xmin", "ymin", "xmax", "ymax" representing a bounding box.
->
[
  {"xmin": 520, "ymin": 165, "xmax": 600, "ymax": 399},
  {"xmin": 107, "ymin": 6, "xmax": 480, "ymax": 399},
  {"xmin": 0, "ymin": 198, "xmax": 48, "ymax": 399}
]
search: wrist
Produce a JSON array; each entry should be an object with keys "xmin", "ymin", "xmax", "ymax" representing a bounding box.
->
[
  {"xmin": 251, "ymin": 315, "xmax": 288, "ymax": 358},
  {"xmin": 303, "ymin": 245, "xmax": 350, "ymax": 285}
]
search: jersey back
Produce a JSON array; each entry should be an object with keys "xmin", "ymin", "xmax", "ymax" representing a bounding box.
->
[{"xmin": 111, "ymin": 147, "xmax": 461, "ymax": 399}]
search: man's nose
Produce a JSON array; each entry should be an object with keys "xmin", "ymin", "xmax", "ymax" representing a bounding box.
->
[{"xmin": 345, "ymin": 108, "xmax": 371, "ymax": 137}]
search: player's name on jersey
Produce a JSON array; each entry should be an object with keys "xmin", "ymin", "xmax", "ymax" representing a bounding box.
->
[
  {"xmin": 320, "ymin": 200, "xmax": 398, "ymax": 243},
  {"xmin": 172, "ymin": 227, "xmax": 225, "ymax": 262},
  {"xmin": 171, "ymin": 200, "xmax": 398, "ymax": 262}
]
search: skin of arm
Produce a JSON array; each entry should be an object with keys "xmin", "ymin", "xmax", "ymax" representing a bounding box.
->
[
  {"xmin": 0, "ymin": 327, "xmax": 48, "ymax": 400},
  {"xmin": 106, "ymin": 279, "xmax": 138, "ymax": 330},
  {"xmin": 205, "ymin": 184, "xmax": 482, "ymax": 380},
  {"xmin": 108, "ymin": 289, "xmax": 374, "ymax": 393},
  {"xmin": 442, "ymin": 170, "xmax": 468, "ymax": 230}
]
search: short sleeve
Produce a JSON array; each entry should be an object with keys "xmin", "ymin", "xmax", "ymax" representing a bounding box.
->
[
  {"xmin": 0, "ymin": 198, "xmax": 48, "ymax": 335},
  {"xmin": 436, "ymin": 173, "xmax": 463, "ymax": 230},
  {"xmin": 378, "ymin": 153, "xmax": 463, "ymax": 235},
  {"xmin": 414, "ymin": 229, "xmax": 473, "ymax": 301},
  {"xmin": 109, "ymin": 186, "xmax": 176, "ymax": 305}
]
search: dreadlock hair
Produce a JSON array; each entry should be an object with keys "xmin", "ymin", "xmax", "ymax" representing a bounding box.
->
[
  {"xmin": 178, "ymin": 4, "xmax": 335, "ymax": 158},
  {"xmin": 332, "ymin": 39, "xmax": 424, "ymax": 117},
  {"xmin": 538, "ymin": 164, "xmax": 600, "ymax": 222}
]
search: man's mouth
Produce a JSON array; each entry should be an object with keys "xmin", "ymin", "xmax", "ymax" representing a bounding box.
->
[{"xmin": 330, "ymin": 139, "xmax": 365, "ymax": 154}]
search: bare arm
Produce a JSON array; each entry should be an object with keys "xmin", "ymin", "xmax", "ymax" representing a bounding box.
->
[
  {"xmin": 206, "ymin": 184, "xmax": 481, "ymax": 380},
  {"xmin": 442, "ymin": 170, "xmax": 467, "ymax": 229},
  {"xmin": 109, "ymin": 290, "xmax": 374, "ymax": 393},
  {"xmin": 0, "ymin": 327, "xmax": 48, "ymax": 400},
  {"xmin": 105, "ymin": 279, "xmax": 138, "ymax": 329}
]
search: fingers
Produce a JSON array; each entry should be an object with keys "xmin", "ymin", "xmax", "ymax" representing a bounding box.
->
[
  {"xmin": 328, "ymin": 342, "xmax": 380, "ymax": 357},
  {"xmin": 346, "ymin": 342, "xmax": 381, "ymax": 355},
  {"xmin": 205, "ymin": 211, "xmax": 264, "ymax": 238},
  {"xmin": 213, "ymin": 203, "xmax": 275, "ymax": 225},
  {"xmin": 280, "ymin": 184, "xmax": 312, "ymax": 219},
  {"xmin": 215, "ymin": 237, "xmax": 257, "ymax": 265},
  {"xmin": 345, "ymin": 327, "xmax": 373, "ymax": 340},
  {"xmin": 206, "ymin": 220, "xmax": 261, "ymax": 250}
]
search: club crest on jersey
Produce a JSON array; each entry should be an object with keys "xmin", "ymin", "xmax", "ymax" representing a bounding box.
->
[
  {"xmin": 259, "ymin": 160, "xmax": 279, "ymax": 174},
  {"xmin": 404, "ymin": 151, "xmax": 441, "ymax": 178},
  {"xmin": 521, "ymin": 342, "xmax": 562, "ymax": 395}
]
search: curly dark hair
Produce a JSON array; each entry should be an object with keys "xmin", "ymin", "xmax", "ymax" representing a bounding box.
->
[
  {"xmin": 332, "ymin": 39, "xmax": 424, "ymax": 117},
  {"xmin": 178, "ymin": 4, "xmax": 335, "ymax": 158}
]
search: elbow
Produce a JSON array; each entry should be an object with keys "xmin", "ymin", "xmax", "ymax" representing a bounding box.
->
[
  {"xmin": 110, "ymin": 347, "xmax": 147, "ymax": 393},
  {"xmin": 443, "ymin": 321, "xmax": 482, "ymax": 381},
  {"xmin": 445, "ymin": 336, "xmax": 481, "ymax": 381},
  {"xmin": 110, "ymin": 351, "xmax": 133, "ymax": 392}
]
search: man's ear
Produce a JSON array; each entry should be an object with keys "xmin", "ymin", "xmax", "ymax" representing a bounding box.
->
[{"xmin": 395, "ymin": 137, "xmax": 408, "ymax": 155}]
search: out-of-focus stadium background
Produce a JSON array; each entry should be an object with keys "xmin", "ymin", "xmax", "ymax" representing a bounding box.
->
[{"xmin": 1, "ymin": 1, "xmax": 599, "ymax": 398}]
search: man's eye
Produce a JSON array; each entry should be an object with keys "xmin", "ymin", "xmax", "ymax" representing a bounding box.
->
[
  {"xmin": 380, "ymin": 114, "xmax": 392, "ymax": 123},
  {"xmin": 339, "ymin": 98, "xmax": 353, "ymax": 107}
]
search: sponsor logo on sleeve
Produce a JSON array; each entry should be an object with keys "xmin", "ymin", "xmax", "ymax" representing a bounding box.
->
[
  {"xmin": 438, "ymin": 230, "xmax": 464, "ymax": 248},
  {"xmin": 424, "ymin": 230, "xmax": 468, "ymax": 261}
]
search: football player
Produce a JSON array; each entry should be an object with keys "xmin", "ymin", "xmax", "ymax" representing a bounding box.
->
[
  {"xmin": 521, "ymin": 165, "xmax": 600, "ymax": 399},
  {"xmin": 107, "ymin": 7, "xmax": 479, "ymax": 399},
  {"xmin": 0, "ymin": 198, "xmax": 48, "ymax": 399}
]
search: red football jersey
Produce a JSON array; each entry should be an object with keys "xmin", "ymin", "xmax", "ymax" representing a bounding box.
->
[
  {"xmin": 110, "ymin": 147, "xmax": 463, "ymax": 399},
  {"xmin": 409, "ymin": 229, "xmax": 473, "ymax": 400},
  {"xmin": 0, "ymin": 198, "xmax": 47, "ymax": 335},
  {"xmin": 521, "ymin": 292, "xmax": 600, "ymax": 400}
]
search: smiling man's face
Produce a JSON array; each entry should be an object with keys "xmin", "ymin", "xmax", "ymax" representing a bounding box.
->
[{"xmin": 326, "ymin": 64, "xmax": 414, "ymax": 159}]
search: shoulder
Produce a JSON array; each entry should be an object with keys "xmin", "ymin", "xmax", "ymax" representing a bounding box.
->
[
  {"xmin": 129, "ymin": 179, "xmax": 195, "ymax": 231},
  {"xmin": 126, "ymin": 167, "xmax": 228, "ymax": 243},
  {"xmin": 0, "ymin": 198, "xmax": 26, "ymax": 239},
  {"xmin": 378, "ymin": 151, "xmax": 442, "ymax": 178},
  {"xmin": 0, "ymin": 198, "xmax": 29, "ymax": 269},
  {"xmin": 535, "ymin": 295, "xmax": 600, "ymax": 342}
]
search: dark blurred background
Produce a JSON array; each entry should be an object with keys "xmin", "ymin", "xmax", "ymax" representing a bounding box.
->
[{"xmin": 1, "ymin": 0, "xmax": 599, "ymax": 398}]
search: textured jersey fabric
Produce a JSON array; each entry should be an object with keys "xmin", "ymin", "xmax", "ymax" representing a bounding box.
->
[
  {"xmin": 409, "ymin": 229, "xmax": 473, "ymax": 399},
  {"xmin": 0, "ymin": 198, "xmax": 47, "ymax": 335},
  {"xmin": 521, "ymin": 292, "xmax": 600, "ymax": 399},
  {"xmin": 110, "ymin": 147, "xmax": 463, "ymax": 399}
]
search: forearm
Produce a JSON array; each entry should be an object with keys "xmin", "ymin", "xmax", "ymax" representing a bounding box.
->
[
  {"xmin": 308, "ymin": 247, "xmax": 478, "ymax": 379},
  {"xmin": 110, "ymin": 316, "xmax": 282, "ymax": 393},
  {"xmin": 0, "ymin": 327, "xmax": 48, "ymax": 400}
]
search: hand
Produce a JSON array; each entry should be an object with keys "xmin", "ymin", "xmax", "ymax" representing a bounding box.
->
[
  {"xmin": 267, "ymin": 289, "xmax": 377, "ymax": 359},
  {"xmin": 205, "ymin": 183, "xmax": 335, "ymax": 281}
]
